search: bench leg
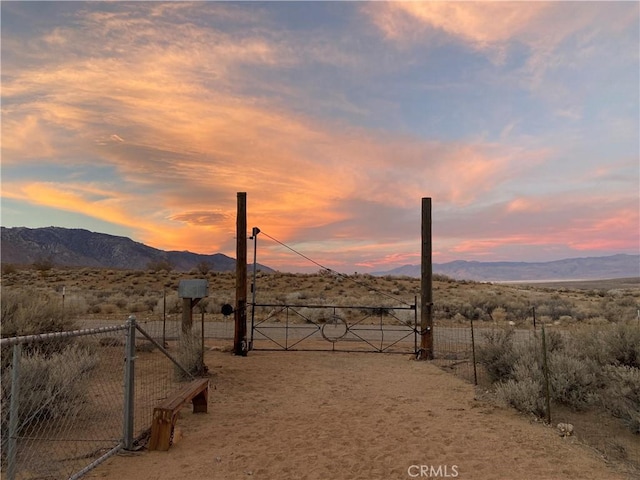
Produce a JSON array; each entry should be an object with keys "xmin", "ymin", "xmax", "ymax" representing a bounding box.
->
[
  {"xmin": 149, "ymin": 409, "xmax": 175, "ymax": 451},
  {"xmin": 192, "ymin": 387, "xmax": 208, "ymax": 414}
]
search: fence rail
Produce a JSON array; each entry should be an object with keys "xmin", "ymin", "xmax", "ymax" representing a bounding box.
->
[{"xmin": 0, "ymin": 316, "xmax": 202, "ymax": 480}]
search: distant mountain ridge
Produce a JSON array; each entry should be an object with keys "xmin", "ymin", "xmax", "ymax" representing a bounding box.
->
[
  {"xmin": 2, "ymin": 226, "xmax": 637, "ymax": 280},
  {"xmin": 375, "ymin": 255, "xmax": 640, "ymax": 282},
  {"xmin": 0, "ymin": 226, "xmax": 274, "ymax": 272}
]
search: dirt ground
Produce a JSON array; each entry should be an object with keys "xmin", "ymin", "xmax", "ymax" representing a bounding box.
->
[{"xmin": 89, "ymin": 347, "xmax": 631, "ymax": 480}]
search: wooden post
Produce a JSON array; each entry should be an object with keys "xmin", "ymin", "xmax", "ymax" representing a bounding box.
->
[
  {"xmin": 420, "ymin": 197, "xmax": 434, "ymax": 360},
  {"xmin": 234, "ymin": 192, "xmax": 248, "ymax": 356}
]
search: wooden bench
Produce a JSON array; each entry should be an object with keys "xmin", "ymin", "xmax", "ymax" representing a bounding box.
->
[{"xmin": 149, "ymin": 378, "xmax": 209, "ymax": 451}]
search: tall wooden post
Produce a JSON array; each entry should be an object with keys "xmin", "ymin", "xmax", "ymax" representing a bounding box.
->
[
  {"xmin": 420, "ymin": 197, "xmax": 434, "ymax": 360},
  {"xmin": 234, "ymin": 192, "xmax": 248, "ymax": 356}
]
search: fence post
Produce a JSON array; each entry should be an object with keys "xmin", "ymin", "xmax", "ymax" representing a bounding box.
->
[
  {"xmin": 7, "ymin": 344, "xmax": 22, "ymax": 480},
  {"xmin": 470, "ymin": 318, "xmax": 478, "ymax": 385},
  {"xmin": 162, "ymin": 290, "xmax": 167, "ymax": 347},
  {"xmin": 541, "ymin": 324, "xmax": 552, "ymax": 424},
  {"xmin": 123, "ymin": 315, "xmax": 136, "ymax": 450}
]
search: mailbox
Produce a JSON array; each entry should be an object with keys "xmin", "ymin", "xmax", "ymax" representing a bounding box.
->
[{"xmin": 178, "ymin": 279, "xmax": 209, "ymax": 299}]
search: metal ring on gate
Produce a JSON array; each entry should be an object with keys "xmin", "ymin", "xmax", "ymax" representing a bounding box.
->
[{"xmin": 320, "ymin": 314, "xmax": 348, "ymax": 343}]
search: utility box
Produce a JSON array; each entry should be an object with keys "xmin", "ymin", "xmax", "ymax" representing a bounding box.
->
[{"xmin": 178, "ymin": 279, "xmax": 209, "ymax": 299}]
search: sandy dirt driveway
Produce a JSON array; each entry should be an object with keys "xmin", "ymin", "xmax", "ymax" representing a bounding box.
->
[{"xmin": 89, "ymin": 349, "xmax": 629, "ymax": 480}]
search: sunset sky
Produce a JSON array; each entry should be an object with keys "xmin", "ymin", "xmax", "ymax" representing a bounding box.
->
[{"xmin": 1, "ymin": 2, "xmax": 638, "ymax": 273}]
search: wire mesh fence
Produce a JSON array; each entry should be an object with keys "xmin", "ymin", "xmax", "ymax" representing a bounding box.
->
[
  {"xmin": 1, "ymin": 326, "xmax": 128, "ymax": 480},
  {"xmin": 433, "ymin": 320, "xmax": 640, "ymax": 474},
  {"xmin": 0, "ymin": 317, "xmax": 202, "ymax": 480}
]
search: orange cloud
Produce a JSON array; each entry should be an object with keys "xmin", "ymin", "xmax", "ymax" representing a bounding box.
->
[{"xmin": 2, "ymin": 182, "xmax": 233, "ymax": 253}]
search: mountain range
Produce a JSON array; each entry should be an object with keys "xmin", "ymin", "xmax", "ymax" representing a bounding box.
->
[
  {"xmin": 1, "ymin": 226, "xmax": 638, "ymax": 281},
  {"xmin": 375, "ymin": 255, "xmax": 640, "ymax": 282},
  {"xmin": 0, "ymin": 226, "xmax": 273, "ymax": 273}
]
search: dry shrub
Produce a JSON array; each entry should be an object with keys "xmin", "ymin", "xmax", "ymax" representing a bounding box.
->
[
  {"xmin": 64, "ymin": 294, "xmax": 88, "ymax": 314},
  {"xmin": 1, "ymin": 288, "xmax": 77, "ymax": 339},
  {"xmin": 452, "ymin": 313, "xmax": 467, "ymax": 323},
  {"xmin": 570, "ymin": 323, "xmax": 640, "ymax": 368},
  {"xmin": 492, "ymin": 341, "xmax": 545, "ymax": 416},
  {"xmin": 1, "ymin": 288, "xmax": 98, "ymax": 454},
  {"xmin": 147, "ymin": 259, "xmax": 173, "ymax": 273},
  {"xmin": 205, "ymin": 294, "xmax": 234, "ymax": 314},
  {"xmin": 154, "ymin": 293, "xmax": 182, "ymax": 315},
  {"xmin": 600, "ymin": 365, "xmax": 640, "ymax": 434},
  {"xmin": 484, "ymin": 331, "xmax": 598, "ymax": 411},
  {"xmin": 176, "ymin": 332, "xmax": 204, "ymax": 379},
  {"xmin": 143, "ymin": 297, "xmax": 158, "ymax": 312},
  {"xmin": 110, "ymin": 294, "xmax": 128, "ymax": 309},
  {"xmin": 495, "ymin": 377, "xmax": 546, "ymax": 417},
  {"xmin": 491, "ymin": 307, "xmax": 508, "ymax": 323},
  {"xmin": 549, "ymin": 353, "xmax": 599, "ymax": 410},
  {"xmin": 1, "ymin": 343, "xmax": 99, "ymax": 457},
  {"xmin": 480, "ymin": 324, "xmax": 640, "ymax": 433},
  {"xmin": 476, "ymin": 328, "xmax": 516, "ymax": 382},
  {"xmin": 32, "ymin": 257, "xmax": 54, "ymax": 272},
  {"xmin": 286, "ymin": 291, "xmax": 308, "ymax": 302},
  {"xmin": 392, "ymin": 309, "xmax": 416, "ymax": 327},
  {"xmin": 99, "ymin": 303, "xmax": 118, "ymax": 314},
  {"xmin": 2, "ymin": 264, "xmax": 18, "ymax": 275},
  {"xmin": 127, "ymin": 301, "xmax": 147, "ymax": 313},
  {"xmin": 294, "ymin": 307, "xmax": 334, "ymax": 324},
  {"xmin": 604, "ymin": 323, "xmax": 640, "ymax": 368}
]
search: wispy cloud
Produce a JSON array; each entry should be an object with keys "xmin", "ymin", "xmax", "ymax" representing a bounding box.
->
[{"xmin": 364, "ymin": 2, "xmax": 548, "ymax": 51}]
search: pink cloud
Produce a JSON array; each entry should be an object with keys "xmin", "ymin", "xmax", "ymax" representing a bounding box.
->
[{"xmin": 440, "ymin": 194, "xmax": 639, "ymax": 262}]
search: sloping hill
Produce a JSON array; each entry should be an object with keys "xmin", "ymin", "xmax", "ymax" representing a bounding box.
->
[{"xmin": 0, "ymin": 226, "xmax": 273, "ymax": 272}]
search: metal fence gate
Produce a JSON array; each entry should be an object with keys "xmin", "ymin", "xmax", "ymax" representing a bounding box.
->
[{"xmin": 249, "ymin": 302, "xmax": 418, "ymax": 354}]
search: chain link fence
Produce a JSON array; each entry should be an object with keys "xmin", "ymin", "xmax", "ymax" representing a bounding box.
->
[
  {"xmin": 0, "ymin": 317, "xmax": 203, "ymax": 480},
  {"xmin": 433, "ymin": 320, "xmax": 640, "ymax": 475}
]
